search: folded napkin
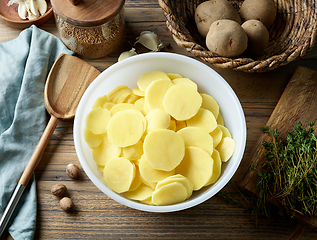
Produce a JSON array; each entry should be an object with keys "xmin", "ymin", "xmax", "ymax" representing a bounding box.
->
[{"xmin": 0, "ymin": 25, "xmax": 73, "ymax": 240}]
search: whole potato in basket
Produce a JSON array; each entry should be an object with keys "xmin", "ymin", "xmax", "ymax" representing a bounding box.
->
[{"xmin": 194, "ymin": 0, "xmax": 242, "ymax": 38}]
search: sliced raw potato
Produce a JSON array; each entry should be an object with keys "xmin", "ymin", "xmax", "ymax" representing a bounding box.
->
[
  {"xmin": 186, "ymin": 108, "xmax": 217, "ymax": 133},
  {"xmin": 103, "ymin": 157, "xmax": 135, "ymax": 193},
  {"xmin": 145, "ymin": 108, "xmax": 170, "ymax": 133},
  {"xmin": 111, "ymin": 88, "xmax": 133, "ymax": 104},
  {"xmin": 163, "ymin": 84, "xmax": 202, "ymax": 121},
  {"xmin": 134, "ymin": 98, "xmax": 149, "ymax": 116},
  {"xmin": 103, "ymin": 102, "xmax": 115, "ymax": 110},
  {"xmin": 134, "ymin": 110, "xmax": 147, "ymax": 132},
  {"xmin": 124, "ymin": 93, "xmax": 140, "ymax": 104},
  {"xmin": 134, "ymin": 158, "xmax": 141, "ymax": 167},
  {"xmin": 145, "ymin": 79, "xmax": 173, "ymax": 110},
  {"xmin": 169, "ymin": 175, "xmax": 193, "ymax": 198},
  {"xmin": 92, "ymin": 95, "xmax": 110, "ymax": 109},
  {"xmin": 140, "ymin": 196, "xmax": 154, "ymax": 205},
  {"xmin": 110, "ymin": 103, "xmax": 139, "ymax": 116},
  {"xmin": 168, "ymin": 119, "xmax": 176, "ymax": 131},
  {"xmin": 201, "ymin": 93, "xmax": 219, "ymax": 119},
  {"xmin": 155, "ymin": 174, "xmax": 193, "ymax": 199},
  {"xmin": 218, "ymin": 125, "xmax": 232, "ymax": 138},
  {"xmin": 83, "ymin": 127, "xmax": 102, "ymax": 148},
  {"xmin": 128, "ymin": 168, "xmax": 142, "ymax": 191},
  {"xmin": 175, "ymin": 121, "xmax": 187, "ymax": 131},
  {"xmin": 132, "ymin": 87, "xmax": 145, "ymax": 97},
  {"xmin": 107, "ymin": 85, "xmax": 129, "ymax": 100},
  {"xmin": 172, "ymin": 78, "xmax": 198, "ymax": 91},
  {"xmin": 216, "ymin": 137, "xmax": 235, "ymax": 162},
  {"xmin": 125, "ymin": 183, "xmax": 153, "ymax": 201},
  {"xmin": 84, "ymin": 71, "xmax": 235, "ymax": 205},
  {"xmin": 85, "ymin": 107, "xmax": 111, "ymax": 134},
  {"xmin": 152, "ymin": 182, "xmax": 188, "ymax": 206},
  {"xmin": 205, "ymin": 149, "xmax": 222, "ymax": 186},
  {"xmin": 210, "ymin": 126, "xmax": 223, "ymax": 148},
  {"xmin": 143, "ymin": 129, "xmax": 185, "ymax": 171},
  {"xmin": 92, "ymin": 133, "xmax": 121, "ymax": 166},
  {"xmin": 107, "ymin": 109, "xmax": 145, "ymax": 147},
  {"xmin": 97, "ymin": 165, "xmax": 104, "ymax": 172},
  {"xmin": 121, "ymin": 140, "xmax": 143, "ymax": 161},
  {"xmin": 137, "ymin": 71, "xmax": 170, "ymax": 92},
  {"xmin": 175, "ymin": 146, "xmax": 213, "ymax": 190},
  {"xmin": 140, "ymin": 174, "xmax": 157, "ymax": 190},
  {"xmin": 177, "ymin": 127, "xmax": 213, "ymax": 155},
  {"xmin": 217, "ymin": 112, "xmax": 224, "ymax": 125},
  {"xmin": 166, "ymin": 73, "xmax": 183, "ymax": 80},
  {"xmin": 139, "ymin": 155, "xmax": 175, "ymax": 183},
  {"xmin": 134, "ymin": 97, "xmax": 146, "ymax": 114}
]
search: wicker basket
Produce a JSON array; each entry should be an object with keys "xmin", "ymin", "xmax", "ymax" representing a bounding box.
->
[{"xmin": 158, "ymin": 0, "xmax": 317, "ymax": 72}]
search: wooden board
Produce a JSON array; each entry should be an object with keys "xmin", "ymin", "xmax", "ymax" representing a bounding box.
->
[{"xmin": 239, "ymin": 66, "xmax": 317, "ymax": 229}]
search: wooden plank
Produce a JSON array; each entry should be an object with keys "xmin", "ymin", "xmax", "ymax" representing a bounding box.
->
[{"xmin": 239, "ymin": 66, "xmax": 317, "ymax": 229}]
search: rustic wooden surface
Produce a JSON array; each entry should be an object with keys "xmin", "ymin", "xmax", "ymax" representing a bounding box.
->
[{"xmin": 1, "ymin": 0, "xmax": 317, "ymax": 239}]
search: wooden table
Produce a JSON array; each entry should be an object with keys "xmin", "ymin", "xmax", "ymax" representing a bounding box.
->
[{"xmin": 1, "ymin": 0, "xmax": 317, "ymax": 239}]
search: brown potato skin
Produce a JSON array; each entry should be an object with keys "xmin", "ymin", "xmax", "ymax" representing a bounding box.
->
[
  {"xmin": 206, "ymin": 19, "xmax": 248, "ymax": 58},
  {"xmin": 241, "ymin": 20, "xmax": 269, "ymax": 58},
  {"xmin": 239, "ymin": 0, "xmax": 277, "ymax": 29},
  {"xmin": 195, "ymin": 0, "xmax": 242, "ymax": 38}
]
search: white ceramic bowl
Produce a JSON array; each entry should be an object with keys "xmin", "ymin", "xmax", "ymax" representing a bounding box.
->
[{"xmin": 74, "ymin": 52, "xmax": 246, "ymax": 212}]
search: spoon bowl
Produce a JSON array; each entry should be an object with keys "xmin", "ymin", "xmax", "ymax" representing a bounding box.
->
[{"xmin": 45, "ymin": 53, "xmax": 100, "ymax": 119}]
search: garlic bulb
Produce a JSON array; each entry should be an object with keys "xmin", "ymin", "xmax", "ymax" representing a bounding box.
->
[
  {"xmin": 118, "ymin": 48, "xmax": 138, "ymax": 61},
  {"xmin": 134, "ymin": 31, "xmax": 164, "ymax": 52},
  {"xmin": 7, "ymin": 0, "xmax": 47, "ymax": 20}
]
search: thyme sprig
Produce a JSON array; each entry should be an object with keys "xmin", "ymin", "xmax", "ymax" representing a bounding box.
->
[{"xmin": 254, "ymin": 121, "xmax": 317, "ymax": 217}]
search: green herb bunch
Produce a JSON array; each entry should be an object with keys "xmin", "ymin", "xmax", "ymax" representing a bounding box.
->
[{"xmin": 254, "ymin": 121, "xmax": 317, "ymax": 217}]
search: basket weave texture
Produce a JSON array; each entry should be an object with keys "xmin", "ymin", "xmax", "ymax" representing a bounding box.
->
[{"xmin": 158, "ymin": 0, "xmax": 317, "ymax": 72}]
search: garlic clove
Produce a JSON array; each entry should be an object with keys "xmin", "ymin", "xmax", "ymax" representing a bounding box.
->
[
  {"xmin": 18, "ymin": 3, "xmax": 27, "ymax": 19},
  {"xmin": 118, "ymin": 48, "xmax": 138, "ymax": 61},
  {"xmin": 24, "ymin": 0, "xmax": 38, "ymax": 19},
  {"xmin": 28, "ymin": 14, "xmax": 38, "ymax": 20},
  {"xmin": 7, "ymin": 0, "xmax": 23, "ymax": 6},
  {"xmin": 9, "ymin": 0, "xmax": 46, "ymax": 20},
  {"xmin": 24, "ymin": 0, "xmax": 31, "ymax": 13},
  {"xmin": 29, "ymin": 0, "xmax": 39, "ymax": 16},
  {"xmin": 134, "ymin": 31, "xmax": 164, "ymax": 52},
  {"xmin": 26, "ymin": 8, "xmax": 37, "ymax": 20},
  {"xmin": 36, "ymin": 0, "xmax": 47, "ymax": 16}
]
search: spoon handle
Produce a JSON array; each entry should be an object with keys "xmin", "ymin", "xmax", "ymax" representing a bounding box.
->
[
  {"xmin": 0, "ymin": 184, "xmax": 25, "ymax": 236},
  {"xmin": 19, "ymin": 115, "xmax": 59, "ymax": 186},
  {"xmin": 0, "ymin": 115, "xmax": 59, "ymax": 236}
]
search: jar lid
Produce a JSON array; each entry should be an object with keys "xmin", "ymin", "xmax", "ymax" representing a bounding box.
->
[{"xmin": 51, "ymin": 0, "xmax": 125, "ymax": 27}]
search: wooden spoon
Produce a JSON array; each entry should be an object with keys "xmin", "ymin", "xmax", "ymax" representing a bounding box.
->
[{"xmin": 0, "ymin": 53, "xmax": 100, "ymax": 235}]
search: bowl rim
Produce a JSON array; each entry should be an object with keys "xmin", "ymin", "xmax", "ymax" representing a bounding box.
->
[{"xmin": 73, "ymin": 52, "xmax": 247, "ymax": 212}]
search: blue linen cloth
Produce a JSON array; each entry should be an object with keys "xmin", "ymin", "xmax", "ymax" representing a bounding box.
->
[{"xmin": 0, "ymin": 25, "xmax": 73, "ymax": 240}]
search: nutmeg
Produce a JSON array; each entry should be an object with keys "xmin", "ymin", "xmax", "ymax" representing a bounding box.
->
[
  {"xmin": 51, "ymin": 184, "xmax": 67, "ymax": 197},
  {"xmin": 60, "ymin": 197, "xmax": 74, "ymax": 212},
  {"xmin": 66, "ymin": 163, "xmax": 80, "ymax": 180}
]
